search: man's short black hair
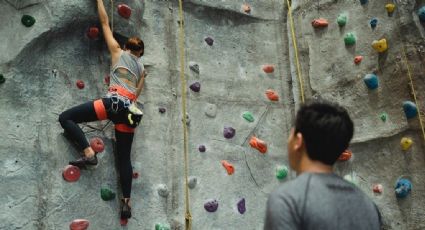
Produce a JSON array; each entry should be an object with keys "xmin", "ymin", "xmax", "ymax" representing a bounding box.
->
[{"xmin": 294, "ymin": 100, "xmax": 354, "ymax": 165}]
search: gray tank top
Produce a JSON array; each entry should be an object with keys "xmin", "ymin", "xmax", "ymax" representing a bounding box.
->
[{"xmin": 110, "ymin": 50, "xmax": 144, "ymax": 95}]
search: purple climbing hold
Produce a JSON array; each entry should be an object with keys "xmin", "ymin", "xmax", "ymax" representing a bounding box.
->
[
  {"xmin": 237, "ymin": 198, "xmax": 246, "ymax": 214},
  {"xmin": 198, "ymin": 145, "xmax": 206, "ymax": 152},
  {"xmin": 159, "ymin": 107, "xmax": 166, "ymax": 113},
  {"xmin": 204, "ymin": 199, "xmax": 219, "ymax": 212},
  {"xmin": 189, "ymin": 82, "xmax": 201, "ymax": 92},
  {"xmin": 223, "ymin": 126, "xmax": 236, "ymax": 139},
  {"xmin": 205, "ymin": 37, "xmax": 214, "ymax": 46}
]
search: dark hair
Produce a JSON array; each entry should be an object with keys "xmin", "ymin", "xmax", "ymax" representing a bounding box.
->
[
  {"xmin": 125, "ymin": 37, "xmax": 144, "ymax": 56},
  {"xmin": 294, "ymin": 100, "xmax": 354, "ymax": 165}
]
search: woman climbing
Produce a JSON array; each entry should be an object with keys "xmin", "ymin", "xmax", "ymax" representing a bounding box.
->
[{"xmin": 58, "ymin": 0, "xmax": 145, "ymax": 219}]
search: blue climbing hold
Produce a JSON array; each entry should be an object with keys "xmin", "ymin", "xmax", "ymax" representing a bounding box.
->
[
  {"xmin": 360, "ymin": 0, "xmax": 368, "ymax": 5},
  {"xmin": 418, "ymin": 6, "xmax": 425, "ymax": 22},
  {"xmin": 370, "ymin": 18, "xmax": 378, "ymax": 29},
  {"xmin": 403, "ymin": 101, "xmax": 417, "ymax": 119},
  {"xmin": 363, "ymin": 74, "xmax": 379, "ymax": 90},
  {"xmin": 395, "ymin": 178, "xmax": 412, "ymax": 198}
]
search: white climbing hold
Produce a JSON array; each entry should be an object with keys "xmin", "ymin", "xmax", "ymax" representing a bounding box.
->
[
  {"xmin": 189, "ymin": 61, "xmax": 199, "ymax": 74},
  {"xmin": 205, "ymin": 103, "xmax": 217, "ymax": 118},
  {"xmin": 157, "ymin": 184, "xmax": 169, "ymax": 197}
]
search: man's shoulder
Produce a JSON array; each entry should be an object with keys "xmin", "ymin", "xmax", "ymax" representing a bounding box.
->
[{"xmin": 270, "ymin": 173, "xmax": 312, "ymax": 200}]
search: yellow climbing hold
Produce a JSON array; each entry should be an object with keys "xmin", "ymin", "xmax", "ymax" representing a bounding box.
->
[
  {"xmin": 372, "ymin": 39, "xmax": 388, "ymax": 53},
  {"xmin": 400, "ymin": 137, "xmax": 413, "ymax": 151},
  {"xmin": 385, "ymin": 4, "xmax": 395, "ymax": 13}
]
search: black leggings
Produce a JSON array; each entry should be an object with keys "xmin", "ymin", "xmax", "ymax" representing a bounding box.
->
[{"xmin": 59, "ymin": 98, "xmax": 134, "ymax": 198}]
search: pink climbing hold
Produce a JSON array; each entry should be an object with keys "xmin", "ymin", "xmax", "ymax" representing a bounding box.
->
[
  {"xmin": 69, "ymin": 219, "xmax": 89, "ymax": 230},
  {"xmin": 120, "ymin": 218, "xmax": 128, "ymax": 226},
  {"xmin": 242, "ymin": 3, "xmax": 251, "ymax": 13},
  {"xmin": 262, "ymin": 65, "xmax": 275, "ymax": 73},
  {"xmin": 63, "ymin": 165, "xmax": 81, "ymax": 182},
  {"xmin": 76, "ymin": 80, "xmax": 85, "ymax": 89},
  {"xmin": 118, "ymin": 4, "xmax": 132, "ymax": 19},
  {"xmin": 373, "ymin": 184, "xmax": 383, "ymax": 193},
  {"xmin": 104, "ymin": 75, "xmax": 110, "ymax": 85},
  {"xmin": 87, "ymin": 27, "xmax": 99, "ymax": 40},
  {"xmin": 90, "ymin": 137, "xmax": 104, "ymax": 153},
  {"xmin": 354, "ymin": 56, "xmax": 363, "ymax": 64},
  {"xmin": 265, "ymin": 90, "xmax": 279, "ymax": 101}
]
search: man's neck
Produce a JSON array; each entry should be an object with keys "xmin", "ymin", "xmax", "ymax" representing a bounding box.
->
[{"xmin": 297, "ymin": 155, "xmax": 333, "ymax": 175}]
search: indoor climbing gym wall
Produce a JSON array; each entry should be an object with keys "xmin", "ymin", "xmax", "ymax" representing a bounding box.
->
[{"xmin": 0, "ymin": 0, "xmax": 425, "ymax": 229}]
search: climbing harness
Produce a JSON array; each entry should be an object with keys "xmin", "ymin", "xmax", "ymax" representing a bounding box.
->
[
  {"xmin": 177, "ymin": 0, "xmax": 193, "ymax": 229},
  {"xmin": 286, "ymin": 0, "xmax": 305, "ymax": 103}
]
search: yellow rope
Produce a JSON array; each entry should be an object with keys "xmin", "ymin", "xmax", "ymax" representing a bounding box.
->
[
  {"xmin": 400, "ymin": 46, "xmax": 425, "ymax": 141},
  {"xmin": 286, "ymin": 0, "xmax": 305, "ymax": 103},
  {"xmin": 177, "ymin": 0, "xmax": 192, "ymax": 229}
]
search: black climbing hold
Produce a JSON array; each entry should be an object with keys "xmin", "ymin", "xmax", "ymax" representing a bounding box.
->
[
  {"xmin": 198, "ymin": 145, "xmax": 206, "ymax": 152},
  {"xmin": 159, "ymin": 108, "xmax": 166, "ymax": 113},
  {"xmin": 189, "ymin": 62, "xmax": 200, "ymax": 74},
  {"xmin": 0, "ymin": 74, "xmax": 5, "ymax": 84},
  {"xmin": 189, "ymin": 82, "xmax": 201, "ymax": 92},
  {"xmin": 205, "ymin": 37, "xmax": 214, "ymax": 46},
  {"xmin": 223, "ymin": 127, "xmax": 236, "ymax": 139},
  {"xmin": 21, "ymin": 15, "xmax": 36, "ymax": 27},
  {"xmin": 359, "ymin": 0, "xmax": 368, "ymax": 5},
  {"xmin": 370, "ymin": 18, "xmax": 378, "ymax": 29},
  {"xmin": 237, "ymin": 198, "xmax": 246, "ymax": 214},
  {"xmin": 204, "ymin": 199, "xmax": 219, "ymax": 212},
  {"xmin": 403, "ymin": 101, "xmax": 417, "ymax": 119}
]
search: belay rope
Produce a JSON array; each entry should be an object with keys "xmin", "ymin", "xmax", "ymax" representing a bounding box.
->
[{"xmin": 177, "ymin": 0, "xmax": 193, "ymax": 229}]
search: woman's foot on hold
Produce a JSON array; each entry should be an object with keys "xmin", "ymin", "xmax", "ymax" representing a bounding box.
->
[
  {"xmin": 69, "ymin": 155, "xmax": 98, "ymax": 168},
  {"xmin": 121, "ymin": 198, "xmax": 132, "ymax": 219}
]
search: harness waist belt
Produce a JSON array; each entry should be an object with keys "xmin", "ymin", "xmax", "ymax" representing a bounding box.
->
[{"xmin": 108, "ymin": 85, "xmax": 137, "ymax": 102}]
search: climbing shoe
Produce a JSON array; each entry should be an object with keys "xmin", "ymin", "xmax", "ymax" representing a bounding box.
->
[
  {"xmin": 69, "ymin": 155, "xmax": 98, "ymax": 169},
  {"xmin": 120, "ymin": 199, "xmax": 132, "ymax": 219}
]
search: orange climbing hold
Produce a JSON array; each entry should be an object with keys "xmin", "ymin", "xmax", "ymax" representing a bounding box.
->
[
  {"xmin": 70, "ymin": 219, "xmax": 89, "ymax": 230},
  {"xmin": 354, "ymin": 56, "xmax": 363, "ymax": 64},
  {"xmin": 87, "ymin": 27, "xmax": 99, "ymax": 40},
  {"xmin": 249, "ymin": 136, "xmax": 267, "ymax": 154},
  {"xmin": 338, "ymin": 150, "xmax": 352, "ymax": 161},
  {"xmin": 311, "ymin": 18, "xmax": 329, "ymax": 28},
  {"xmin": 265, "ymin": 89, "xmax": 279, "ymax": 101},
  {"xmin": 242, "ymin": 3, "xmax": 251, "ymax": 13},
  {"xmin": 221, "ymin": 160, "xmax": 235, "ymax": 175},
  {"xmin": 118, "ymin": 4, "xmax": 132, "ymax": 19},
  {"xmin": 262, "ymin": 65, "xmax": 275, "ymax": 73}
]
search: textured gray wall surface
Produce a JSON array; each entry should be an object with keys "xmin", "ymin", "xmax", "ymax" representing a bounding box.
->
[{"xmin": 0, "ymin": 0, "xmax": 424, "ymax": 229}]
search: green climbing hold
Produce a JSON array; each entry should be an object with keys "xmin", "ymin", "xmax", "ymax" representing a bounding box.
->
[
  {"xmin": 100, "ymin": 188, "xmax": 116, "ymax": 201},
  {"xmin": 0, "ymin": 74, "xmax": 5, "ymax": 84},
  {"xmin": 242, "ymin": 111, "xmax": 255, "ymax": 122},
  {"xmin": 380, "ymin": 113, "xmax": 388, "ymax": 122},
  {"xmin": 21, "ymin": 15, "xmax": 36, "ymax": 27},
  {"xmin": 155, "ymin": 223, "xmax": 171, "ymax": 230},
  {"xmin": 276, "ymin": 165, "xmax": 288, "ymax": 180},
  {"xmin": 344, "ymin": 33, "xmax": 356, "ymax": 46},
  {"xmin": 337, "ymin": 14, "xmax": 347, "ymax": 27}
]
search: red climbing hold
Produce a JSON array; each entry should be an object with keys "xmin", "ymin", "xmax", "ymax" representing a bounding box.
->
[
  {"xmin": 242, "ymin": 3, "xmax": 251, "ymax": 13},
  {"xmin": 118, "ymin": 4, "xmax": 132, "ymax": 19},
  {"xmin": 373, "ymin": 184, "xmax": 383, "ymax": 193},
  {"xmin": 265, "ymin": 90, "xmax": 279, "ymax": 101},
  {"xmin": 87, "ymin": 27, "xmax": 99, "ymax": 40},
  {"xmin": 120, "ymin": 218, "xmax": 128, "ymax": 226},
  {"xmin": 90, "ymin": 137, "xmax": 104, "ymax": 153},
  {"xmin": 132, "ymin": 172, "xmax": 139, "ymax": 179},
  {"xmin": 76, "ymin": 80, "xmax": 85, "ymax": 89},
  {"xmin": 69, "ymin": 219, "xmax": 89, "ymax": 230},
  {"xmin": 311, "ymin": 18, "xmax": 329, "ymax": 28},
  {"xmin": 104, "ymin": 75, "xmax": 110, "ymax": 85},
  {"xmin": 221, "ymin": 160, "xmax": 235, "ymax": 175},
  {"xmin": 249, "ymin": 136, "xmax": 267, "ymax": 154},
  {"xmin": 63, "ymin": 165, "xmax": 81, "ymax": 182},
  {"xmin": 262, "ymin": 65, "xmax": 275, "ymax": 73},
  {"xmin": 354, "ymin": 56, "xmax": 363, "ymax": 64},
  {"xmin": 338, "ymin": 150, "xmax": 352, "ymax": 161}
]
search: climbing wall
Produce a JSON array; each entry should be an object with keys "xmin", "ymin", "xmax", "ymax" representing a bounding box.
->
[{"xmin": 0, "ymin": 0, "xmax": 425, "ymax": 229}]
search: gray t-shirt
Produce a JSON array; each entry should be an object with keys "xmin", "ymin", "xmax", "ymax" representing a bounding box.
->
[{"xmin": 264, "ymin": 172, "xmax": 381, "ymax": 230}]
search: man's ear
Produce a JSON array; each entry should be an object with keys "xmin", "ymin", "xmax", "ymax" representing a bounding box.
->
[{"xmin": 294, "ymin": 132, "xmax": 303, "ymax": 151}]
